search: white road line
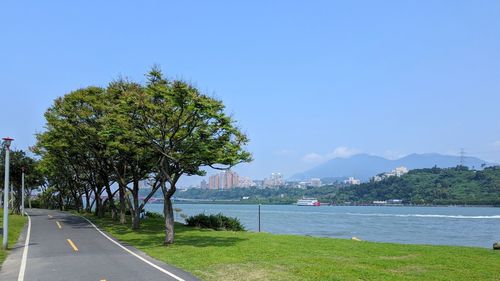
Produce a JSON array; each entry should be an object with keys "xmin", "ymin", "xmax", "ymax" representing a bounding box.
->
[
  {"xmin": 17, "ymin": 212, "xmax": 31, "ymax": 281},
  {"xmin": 80, "ymin": 216, "xmax": 185, "ymax": 281}
]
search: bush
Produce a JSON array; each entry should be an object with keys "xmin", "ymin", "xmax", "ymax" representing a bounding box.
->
[
  {"xmin": 29, "ymin": 198, "xmax": 42, "ymax": 208},
  {"xmin": 145, "ymin": 211, "xmax": 164, "ymax": 219},
  {"xmin": 185, "ymin": 213, "xmax": 245, "ymax": 231}
]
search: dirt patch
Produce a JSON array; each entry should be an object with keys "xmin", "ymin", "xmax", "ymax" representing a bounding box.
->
[
  {"xmin": 379, "ymin": 254, "xmax": 419, "ymax": 260},
  {"xmin": 389, "ymin": 265, "xmax": 428, "ymax": 274}
]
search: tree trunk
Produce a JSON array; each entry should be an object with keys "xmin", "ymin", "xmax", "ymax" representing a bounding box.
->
[
  {"xmin": 105, "ymin": 183, "xmax": 117, "ymax": 220},
  {"xmin": 163, "ymin": 196, "xmax": 175, "ymax": 245},
  {"xmin": 59, "ymin": 193, "xmax": 64, "ymax": 211},
  {"xmin": 94, "ymin": 190, "xmax": 104, "ymax": 218},
  {"xmin": 132, "ymin": 210, "xmax": 141, "ymax": 230},
  {"xmin": 94, "ymin": 195, "xmax": 100, "ymax": 216},
  {"xmin": 84, "ymin": 189, "xmax": 92, "ymax": 213},
  {"xmin": 131, "ymin": 179, "xmax": 141, "ymax": 230},
  {"xmin": 118, "ymin": 182, "xmax": 127, "ymax": 224},
  {"xmin": 71, "ymin": 190, "xmax": 81, "ymax": 212}
]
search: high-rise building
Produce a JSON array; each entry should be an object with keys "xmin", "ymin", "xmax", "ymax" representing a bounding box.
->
[
  {"xmin": 207, "ymin": 170, "xmax": 240, "ymax": 189},
  {"xmin": 200, "ymin": 180, "xmax": 208, "ymax": 189},
  {"xmin": 264, "ymin": 173, "xmax": 285, "ymax": 187},
  {"xmin": 209, "ymin": 174, "xmax": 220, "ymax": 189},
  {"xmin": 239, "ymin": 177, "xmax": 256, "ymax": 188}
]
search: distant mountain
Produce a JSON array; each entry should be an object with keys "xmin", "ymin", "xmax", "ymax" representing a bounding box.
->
[{"xmin": 291, "ymin": 153, "xmax": 495, "ymax": 181}]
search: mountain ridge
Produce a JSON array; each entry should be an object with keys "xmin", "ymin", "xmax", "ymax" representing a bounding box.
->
[{"xmin": 291, "ymin": 153, "xmax": 495, "ymax": 181}]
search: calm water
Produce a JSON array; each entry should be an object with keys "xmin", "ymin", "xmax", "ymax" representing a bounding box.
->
[{"xmin": 145, "ymin": 204, "xmax": 500, "ymax": 248}]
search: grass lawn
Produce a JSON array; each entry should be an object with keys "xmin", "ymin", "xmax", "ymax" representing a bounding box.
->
[
  {"xmin": 0, "ymin": 209, "xmax": 27, "ymax": 268},
  {"xmin": 86, "ymin": 215, "xmax": 500, "ymax": 281}
]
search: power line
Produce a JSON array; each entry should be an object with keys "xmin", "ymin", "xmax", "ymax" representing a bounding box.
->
[{"xmin": 460, "ymin": 148, "xmax": 465, "ymax": 166}]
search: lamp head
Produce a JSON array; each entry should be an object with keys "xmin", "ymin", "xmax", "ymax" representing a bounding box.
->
[{"xmin": 2, "ymin": 137, "xmax": 14, "ymax": 148}]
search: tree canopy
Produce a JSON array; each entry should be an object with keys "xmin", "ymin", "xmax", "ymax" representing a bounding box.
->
[{"xmin": 33, "ymin": 67, "xmax": 252, "ymax": 244}]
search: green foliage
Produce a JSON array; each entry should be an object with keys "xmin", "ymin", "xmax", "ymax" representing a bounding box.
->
[
  {"xmin": 185, "ymin": 213, "xmax": 245, "ymax": 231},
  {"xmin": 29, "ymin": 198, "xmax": 42, "ymax": 209},
  {"xmin": 145, "ymin": 211, "xmax": 163, "ymax": 219},
  {"xmin": 333, "ymin": 166, "xmax": 500, "ymax": 205}
]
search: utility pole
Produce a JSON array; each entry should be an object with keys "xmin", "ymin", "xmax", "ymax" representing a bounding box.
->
[
  {"xmin": 21, "ymin": 167, "xmax": 25, "ymax": 216},
  {"xmin": 2, "ymin": 137, "xmax": 13, "ymax": 250},
  {"xmin": 258, "ymin": 204, "xmax": 261, "ymax": 232}
]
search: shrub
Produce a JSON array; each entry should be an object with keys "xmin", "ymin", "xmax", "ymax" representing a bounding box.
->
[
  {"xmin": 29, "ymin": 199, "xmax": 42, "ymax": 208},
  {"xmin": 145, "ymin": 211, "xmax": 164, "ymax": 219},
  {"xmin": 185, "ymin": 213, "xmax": 245, "ymax": 231}
]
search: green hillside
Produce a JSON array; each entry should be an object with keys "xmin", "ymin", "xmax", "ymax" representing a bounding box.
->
[
  {"xmin": 175, "ymin": 166, "xmax": 500, "ymax": 206},
  {"xmin": 334, "ymin": 166, "xmax": 500, "ymax": 205}
]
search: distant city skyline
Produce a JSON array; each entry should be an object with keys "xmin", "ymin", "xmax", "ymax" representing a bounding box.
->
[{"xmin": 1, "ymin": 1, "xmax": 500, "ymax": 187}]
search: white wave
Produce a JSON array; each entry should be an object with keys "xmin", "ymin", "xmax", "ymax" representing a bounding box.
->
[{"xmin": 345, "ymin": 213, "xmax": 500, "ymax": 219}]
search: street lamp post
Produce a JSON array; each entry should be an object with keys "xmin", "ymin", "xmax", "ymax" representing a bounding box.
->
[
  {"xmin": 2, "ymin": 137, "xmax": 13, "ymax": 250},
  {"xmin": 21, "ymin": 167, "xmax": 25, "ymax": 216}
]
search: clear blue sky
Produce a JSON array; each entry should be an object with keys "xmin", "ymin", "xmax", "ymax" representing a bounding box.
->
[{"xmin": 1, "ymin": 1, "xmax": 499, "ymax": 186}]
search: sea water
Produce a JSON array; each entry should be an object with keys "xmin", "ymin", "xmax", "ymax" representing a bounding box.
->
[{"xmin": 145, "ymin": 204, "xmax": 500, "ymax": 248}]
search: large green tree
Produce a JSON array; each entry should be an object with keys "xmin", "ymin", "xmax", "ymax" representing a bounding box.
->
[
  {"xmin": 35, "ymin": 87, "xmax": 113, "ymax": 217},
  {"xmin": 102, "ymin": 79, "xmax": 156, "ymax": 228},
  {"xmin": 132, "ymin": 68, "xmax": 252, "ymax": 244}
]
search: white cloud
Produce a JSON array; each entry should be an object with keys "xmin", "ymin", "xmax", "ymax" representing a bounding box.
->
[
  {"xmin": 302, "ymin": 153, "xmax": 325, "ymax": 163},
  {"xmin": 383, "ymin": 150, "xmax": 407, "ymax": 160},
  {"xmin": 326, "ymin": 146, "xmax": 361, "ymax": 159},
  {"xmin": 302, "ymin": 146, "xmax": 361, "ymax": 164}
]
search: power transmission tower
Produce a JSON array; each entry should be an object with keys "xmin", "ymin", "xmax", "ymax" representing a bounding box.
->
[{"xmin": 459, "ymin": 148, "xmax": 465, "ymax": 167}]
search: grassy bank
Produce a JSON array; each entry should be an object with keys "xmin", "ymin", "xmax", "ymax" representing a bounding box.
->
[
  {"xmin": 0, "ymin": 210, "xmax": 27, "ymax": 267},
  {"xmin": 85, "ymin": 215, "xmax": 500, "ymax": 281}
]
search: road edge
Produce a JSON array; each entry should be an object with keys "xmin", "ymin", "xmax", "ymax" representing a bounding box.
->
[
  {"xmin": 17, "ymin": 212, "xmax": 31, "ymax": 281},
  {"xmin": 78, "ymin": 214, "xmax": 200, "ymax": 281},
  {"xmin": 0, "ymin": 213, "xmax": 29, "ymax": 280}
]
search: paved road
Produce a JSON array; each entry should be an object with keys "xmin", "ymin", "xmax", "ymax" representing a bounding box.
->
[{"xmin": 0, "ymin": 209, "xmax": 199, "ymax": 281}]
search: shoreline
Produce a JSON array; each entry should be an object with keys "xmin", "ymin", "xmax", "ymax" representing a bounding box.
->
[{"xmin": 167, "ymin": 201, "xmax": 500, "ymax": 208}]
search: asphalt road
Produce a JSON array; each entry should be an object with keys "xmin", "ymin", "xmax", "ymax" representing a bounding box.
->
[{"xmin": 0, "ymin": 209, "xmax": 199, "ymax": 281}]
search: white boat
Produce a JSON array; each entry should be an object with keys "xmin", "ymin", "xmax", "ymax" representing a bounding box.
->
[{"xmin": 296, "ymin": 198, "xmax": 321, "ymax": 206}]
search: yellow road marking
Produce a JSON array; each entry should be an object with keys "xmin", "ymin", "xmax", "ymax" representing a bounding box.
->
[
  {"xmin": 67, "ymin": 239, "xmax": 79, "ymax": 252},
  {"xmin": 48, "ymin": 215, "xmax": 53, "ymax": 218},
  {"xmin": 56, "ymin": 221, "xmax": 62, "ymax": 229}
]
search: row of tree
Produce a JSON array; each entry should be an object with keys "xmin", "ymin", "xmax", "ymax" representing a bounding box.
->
[
  {"xmin": 0, "ymin": 148, "xmax": 44, "ymax": 213},
  {"xmin": 29, "ymin": 67, "xmax": 251, "ymax": 244}
]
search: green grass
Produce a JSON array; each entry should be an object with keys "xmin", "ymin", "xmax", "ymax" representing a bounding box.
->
[
  {"xmin": 0, "ymin": 209, "xmax": 27, "ymax": 268},
  {"xmin": 86, "ymin": 215, "xmax": 500, "ymax": 281}
]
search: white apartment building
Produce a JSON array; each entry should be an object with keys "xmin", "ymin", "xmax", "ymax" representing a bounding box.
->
[
  {"xmin": 344, "ymin": 176, "xmax": 361, "ymax": 185},
  {"xmin": 264, "ymin": 173, "xmax": 285, "ymax": 187},
  {"xmin": 310, "ymin": 178, "xmax": 322, "ymax": 187}
]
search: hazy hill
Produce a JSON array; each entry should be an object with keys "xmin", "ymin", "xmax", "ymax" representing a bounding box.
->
[
  {"xmin": 292, "ymin": 153, "xmax": 494, "ymax": 181},
  {"xmin": 332, "ymin": 166, "xmax": 500, "ymax": 205}
]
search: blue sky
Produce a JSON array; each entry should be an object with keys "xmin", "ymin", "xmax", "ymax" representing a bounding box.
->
[{"xmin": 1, "ymin": 1, "xmax": 500, "ymax": 186}]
